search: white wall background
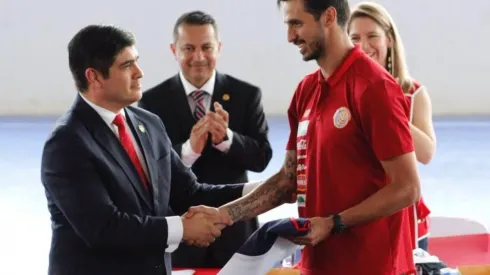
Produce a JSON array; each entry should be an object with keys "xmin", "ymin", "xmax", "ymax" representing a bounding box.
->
[{"xmin": 1, "ymin": 0, "xmax": 489, "ymax": 116}]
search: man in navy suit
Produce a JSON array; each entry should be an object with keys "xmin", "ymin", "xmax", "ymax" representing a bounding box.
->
[{"xmin": 40, "ymin": 24, "xmax": 260, "ymax": 275}]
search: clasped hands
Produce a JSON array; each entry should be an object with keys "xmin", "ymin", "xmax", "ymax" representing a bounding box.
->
[
  {"xmin": 190, "ymin": 102, "xmax": 229, "ymax": 154},
  {"xmin": 181, "ymin": 206, "xmax": 334, "ymax": 248},
  {"xmin": 181, "ymin": 205, "xmax": 233, "ymax": 247}
]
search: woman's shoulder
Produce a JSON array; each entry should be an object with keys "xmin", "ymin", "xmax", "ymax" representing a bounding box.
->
[{"xmin": 408, "ymin": 78, "xmax": 424, "ymax": 95}]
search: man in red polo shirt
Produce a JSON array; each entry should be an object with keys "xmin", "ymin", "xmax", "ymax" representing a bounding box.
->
[
  {"xmin": 188, "ymin": 0, "xmax": 421, "ymax": 274},
  {"xmin": 276, "ymin": 0, "xmax": 421, "ymax": 274}
]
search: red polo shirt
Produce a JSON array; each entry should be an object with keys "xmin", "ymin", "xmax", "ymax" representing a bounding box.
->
[{"xmin": 287, "ymin": 45, "xmax": 416, "ymax": 275}]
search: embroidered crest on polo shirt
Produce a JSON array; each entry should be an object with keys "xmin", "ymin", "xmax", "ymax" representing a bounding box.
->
[{"xmin": 333, "ymin": 106, "xmax": 351, "ymax": 129}]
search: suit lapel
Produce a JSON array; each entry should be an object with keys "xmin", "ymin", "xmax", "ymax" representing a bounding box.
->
[
  {"xmin": 210, "ymin": 72, "xmax": 232, "ymax": 113},
  {"xmin": 74, "ymin": 96, "xmax": 153, "ymax": 210},
  {"xmin": 167, "ymin": 72, "xmax": 231, "ymax": 139},
  {"xmin": 169, "ymin": 74, "xmax": 197, "ymax": 132},
  {"xmin": 125, "ymin": 109, "xmax": 159, "ymax": 208}
]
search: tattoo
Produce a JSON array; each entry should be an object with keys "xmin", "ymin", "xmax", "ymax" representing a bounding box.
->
[
  {"xmin": 284, "ymin": 151, "xmax": 297, "ymax": 181},
  {"xmin": 224, "ymin": 151, "xmax": 297, "ymax": 222}
]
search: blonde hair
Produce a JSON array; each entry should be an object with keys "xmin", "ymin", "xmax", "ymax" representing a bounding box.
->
[{"xmin": 347, "ymin": 2, "xmax": 414, "ymax": 94}]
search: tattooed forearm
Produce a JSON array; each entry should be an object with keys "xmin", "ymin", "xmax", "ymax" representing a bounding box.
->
[
  {"xmin": 284, "ymin": 151, "xmax": 297, "ymax": 181},
  {"xmin": 225, "ymin": 173, "xmax": 294, "ymax": 221},
  {"xmin": 221, "ymin": 151, "xmax": 297, "ymax": 222}
]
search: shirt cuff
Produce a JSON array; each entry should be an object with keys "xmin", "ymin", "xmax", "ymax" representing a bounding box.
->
[
  {"xmin": 181, "ymin": 139, "xmax": 201, "ymax": 167},
  {"xmin": 165, "ymin": 216, "xmax": 183, "ymax": 253},
  {"xmin": 214, "ymin": 128, "xmax": 234, "ymax": 152},
  {"xmin": 242, "ymin": 180, "xmax": 263, "ymax": 196}
]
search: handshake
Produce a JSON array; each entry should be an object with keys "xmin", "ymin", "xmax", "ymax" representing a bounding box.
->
[{"xmin": 181, "ymin": 205, "xmax": 233, "ymax": 247}]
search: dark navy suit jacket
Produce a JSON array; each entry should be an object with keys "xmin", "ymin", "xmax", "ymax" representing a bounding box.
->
[{"xmin": 40, "ymin": 95, "xmax": 243, "ymax": 275}]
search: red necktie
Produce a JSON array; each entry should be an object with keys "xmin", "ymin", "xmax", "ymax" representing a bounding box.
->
[{"xmin": 112, "ymin": 114, "xmax": 149, "ymax": 189}]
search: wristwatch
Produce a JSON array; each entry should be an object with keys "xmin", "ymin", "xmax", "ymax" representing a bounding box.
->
[{"xmin": 331, "ymin": 214, "xmax": 346, "ymax": 235}]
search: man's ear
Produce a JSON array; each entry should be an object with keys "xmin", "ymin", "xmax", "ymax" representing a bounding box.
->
[
  {"xmin": 85, "ymin": 68, "xmax": 103, "ymax": 89},
  {"xmin": 320, "ymin": 6, "xmax": 337, "ymax": 28},
  {"xmin": 170, "ymin": 43, "xmax": 177, "ymax": 56},
  {"xmin": 216, "ymin": 41, "xmax": 222, "ymax": 58}
]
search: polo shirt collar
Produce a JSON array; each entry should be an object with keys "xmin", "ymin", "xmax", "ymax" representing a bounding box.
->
[{"xmin": 318, "ymin": 45, "xmax": 363, "ymax": 86}]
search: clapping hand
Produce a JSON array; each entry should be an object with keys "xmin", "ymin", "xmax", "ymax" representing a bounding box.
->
[
  {"xmin": 181, "ymin": 205, "xmax": 233, "ymax": 247},
  {"xmin": 206, "ymin": 102, "xmax": 229, "ymax": 144},
  {"xmin": 189, "ymin": 117, "xmax": 209, "ymax": 154}
]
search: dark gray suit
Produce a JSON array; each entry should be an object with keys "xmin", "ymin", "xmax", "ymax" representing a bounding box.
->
[{"xmin": 40, "ymin": 95, "xmax": 243, "ymax": 275}]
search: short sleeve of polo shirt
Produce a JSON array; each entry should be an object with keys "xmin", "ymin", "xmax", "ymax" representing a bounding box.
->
[
  {"xmin": 359, "ymin": 79, "xmax": 414, "ymax": 160},
  {"xmin": 286, "ymin": 86, "xmax": 300, "ymax": 151}
]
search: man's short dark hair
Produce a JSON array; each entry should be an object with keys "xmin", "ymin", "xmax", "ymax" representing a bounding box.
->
[
  {"xmin": 172, "ymin": 10, "xmax": 219, "ymax": 42},
  {"xmin": 67, "ymin": 24, "xmax": 135, "ymax": 92},
  {"xmin": 277, "ymin": 0, "xmax": 350, "ymax": 28}
]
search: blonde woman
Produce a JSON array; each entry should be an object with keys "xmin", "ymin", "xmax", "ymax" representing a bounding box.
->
[{"xmin": 347, "ymin": 2, "xmax": 437, "ymax": 251}]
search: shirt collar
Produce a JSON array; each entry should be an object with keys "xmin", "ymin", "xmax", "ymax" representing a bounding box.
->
[
  {"xmin": 79, "ymin": 93, "xmax": 125, "ymax": 127},
  {"xmin": 318, "ymin": 45, "xmax": 363, "ymax": 87},
  {"xmin": 179, "ymin": 70, "xmax": 216, "ymax": 96}
]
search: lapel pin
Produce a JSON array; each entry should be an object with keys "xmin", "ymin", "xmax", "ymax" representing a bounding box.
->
[
  {"xmin": 138, "ymin": 124, "xmax": 146, "ymax": 133},
  {"xmin": 222, "ymin": 93, "xmax": 230, "ymax": 101}
]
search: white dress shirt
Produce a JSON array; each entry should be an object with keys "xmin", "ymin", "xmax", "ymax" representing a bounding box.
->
[
  {"xmin": 179, "ymin": 71, "xmax": 234, "ymax": 167},
  {"xmin": 79, "ymin": 94, "xmax": 261, "ymax": 252}
]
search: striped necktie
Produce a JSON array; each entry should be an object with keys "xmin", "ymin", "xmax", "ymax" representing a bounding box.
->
[{"xmin": 190, "ymin": 90, "xmax": 207, "ymax": 120}]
